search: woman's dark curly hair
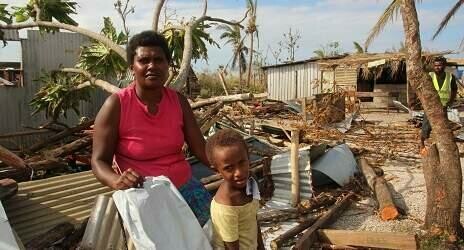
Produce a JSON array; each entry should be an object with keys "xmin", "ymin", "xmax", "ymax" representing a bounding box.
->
[{"xmin": 126, "ymin": 30, "xmax": 171, "ymax": 65}]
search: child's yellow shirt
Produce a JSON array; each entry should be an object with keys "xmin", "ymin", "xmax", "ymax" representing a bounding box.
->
[{"xmin": 210, "ymin": 198, "xmax": 259, "ymax": 250}]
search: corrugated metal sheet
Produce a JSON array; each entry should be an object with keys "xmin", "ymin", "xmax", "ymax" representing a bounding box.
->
[
  {"xmin": 1, "ymin": 29, "xmax": 20, "ymax": 41},
  {"xmin": 0, "ymin": 30, "xmax": 108, "ymax": 148},
  {"xmin": 265, "ymin": 61, "xmax": 321, "ymax": 101},
  {"xmin": 3, "ymin": 171, "xmax": 113, "ymax": 244},
  {"xmin": 81, "ymin": 195, "xmax": 135, "ymax": 250}
]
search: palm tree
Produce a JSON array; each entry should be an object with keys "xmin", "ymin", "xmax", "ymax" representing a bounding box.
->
[
  {"xmin": 12, "ymin": 0, "xmax": 78, "ymax": 32},
  {"xmin": 368, "ymin": 0, "xmax": 463, "ymax": 238},
  {"xmin": 432, "ymin": 0, "xmax": 463, "ymax": 48},
  {"xmin": 163, "ymin": 22, "xmax": 219, "ymax": 70},
  {"xmin": 364, "ymin": 0, "xmax": 405, "ymax": 51},
  {"xmin": 77, "ymin": 17, "xmax": 128, "ymax": 82},
  {"xmin": 218, "ymin": 24, "xmax": 248, "ymax": 90},
  {"xmin": 353, "ymin": 41, "xmax": 365, "ymax": 54},
  {"xmin": 246, "ymin": 0, "xmax": 258, "ymax": 88}
]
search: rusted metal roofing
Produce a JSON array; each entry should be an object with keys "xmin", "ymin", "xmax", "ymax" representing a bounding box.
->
[{"xmin": 3, "ymin": 171, "xmax": 113, "ymax": 244}]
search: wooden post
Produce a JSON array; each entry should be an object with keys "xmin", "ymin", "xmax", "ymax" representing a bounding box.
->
[
  {"xmin": 290, "ymin": 129, "xmax": 300, "ymax": 207},
  {"xmin": 301, "ymin": 97, "xmax": 307, "ymax": 121},
  {"xmin": 217, "ymin": 69, "xmax": 229, "ymax": 96},
  {"xmin": 249, "ymin": 119, "xmax": 255, "ymax": 136}
]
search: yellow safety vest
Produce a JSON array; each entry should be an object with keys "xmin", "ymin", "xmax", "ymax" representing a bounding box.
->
[{"xmin": 429, "ymin": 72, "xmax": 451, "ymax": 106}]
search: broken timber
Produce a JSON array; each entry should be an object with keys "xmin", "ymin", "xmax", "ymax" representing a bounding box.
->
[
  {"xmin": 270, "ymin": 214, "xmax": 321, "ymax": 250},
  {"xmin": 294, "ymin": 192, "xmax": 354, "ymax": 250},
  {"xmin": 317, "ymin": 229, "xmax": 417, "ymax": 250},
  {"xmin": 191, "ymin": 93, "xmax": 253, "ymax": 109},
  {"xmin": 0, "ymin": 144, "xmax": 27, "ymax": 169},
  {"xmin": 359, "ymin": 158, "xmax": 399, "ymax": 221}
]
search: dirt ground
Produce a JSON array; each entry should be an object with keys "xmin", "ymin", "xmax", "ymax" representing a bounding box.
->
[{"xmin": 330, "ymin": 109, "xmax": 464, "ymax": 234}]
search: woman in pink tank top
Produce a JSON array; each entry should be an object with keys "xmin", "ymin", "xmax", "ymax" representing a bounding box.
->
[{"xmin": 91, "ymin": 31, "xmax": 211, "ymax": 226}]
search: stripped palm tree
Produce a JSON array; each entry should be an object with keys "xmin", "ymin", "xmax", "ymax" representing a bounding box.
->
[
  {"xmin": 218, "ymin": 24, "xmax": 248, "ymax": 90},
  {"xmin": 432, "ymin": 0, "xmax": 463, "ymax": 48},
  {"xmin": 246, "ymin": 0, "xmax": 258, "ymax": 88}
]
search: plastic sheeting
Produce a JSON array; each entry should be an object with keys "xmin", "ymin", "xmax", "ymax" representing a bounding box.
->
[{"xmin": 113, "ymin": 176, "xmax": 212, "ymax": 250}]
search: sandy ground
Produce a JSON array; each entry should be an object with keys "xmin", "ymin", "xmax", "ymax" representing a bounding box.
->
[{"xmin": 261, "ymin": 109, "xmax": 464, "ymax": 249}]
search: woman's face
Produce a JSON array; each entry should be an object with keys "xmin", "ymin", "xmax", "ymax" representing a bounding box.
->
[{"xmin": 131, "ymin": 46, "xmax": 169, "ymax": 89}]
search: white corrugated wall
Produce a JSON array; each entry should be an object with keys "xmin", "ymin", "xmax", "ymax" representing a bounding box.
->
[
  {"xmin": 265, "ymin": 62, "xmax": 321, "ymax": 101},
  {"xmin": 0, "ymin": 30, "xmax": 108, "ymax": 148}
]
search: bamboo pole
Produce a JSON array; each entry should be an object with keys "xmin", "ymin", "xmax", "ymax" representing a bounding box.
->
[{"xmin": 291, "ymin": 129, "xmax": 300, "ymax": 207}]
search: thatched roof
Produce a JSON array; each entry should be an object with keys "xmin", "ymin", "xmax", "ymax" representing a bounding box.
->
[{"xmin": 318, "ymin": 51, "xmax": 452, "ymax": 79}]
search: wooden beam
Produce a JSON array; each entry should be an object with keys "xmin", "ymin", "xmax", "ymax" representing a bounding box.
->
[
  {"xmin": 356, "ymin": 91, "xmax": 400, "ymax": 98},
  {"xmin": 359, "ymin": 158, "xmax": 399, "ymax": 221},
  {"xmin": 270, "ymin": 214, "xmax": 321, "ymax": 250},
  {"xmin": 317, "ymin": 229, "xmax": 417, "ymax": 250},
  {"xmin": 294, "ymin": 193, "xmax": 354, "ymax": 250},
  {"xmin": 290, "ymin": 129, "xmax": 300, "ymax": 207}
]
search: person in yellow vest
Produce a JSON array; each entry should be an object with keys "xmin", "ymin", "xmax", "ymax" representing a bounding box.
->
[{"xmin": 420, "ymin": 56, "xmax": 457, "ymax": 150}]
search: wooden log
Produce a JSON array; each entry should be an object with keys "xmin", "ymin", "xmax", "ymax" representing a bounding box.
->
[
  {"xmin": 191, "ymin": 93, "xmax": 253, "ymax": 109},
  {"xmin": 359, "ymin": 158, "xmax": 399, "ymax": 221},
  {"xmin": 0, "ymin": 129, "xmax": 51, "ymax": 139},
  {"xmin": 25, "ymin": 222, "xmax": 75, "ymax": 250},
  {"xmin": 270, "ymin": 214, "xmax": 321, "ymax": 250},
  {"xmin": 294, "ymin": 193, "xmax": 354, "ymax": 250},
  {"xmin": 317, "ymin": 229, "xmax": 417, "ymax": 250},
  {"xmin": 40, "ymin": 135, "xmax": 93, "ymax": 159},
  {"xmin": 0, "ymin": 144, "xmax": 26, "ymax": 168},
  {"xmin": 290, "ymin": 129, "xmax": 300, "ymax": 207},
  {"xmin": 27, "ymin": 119, "xmax": 94, "ymax": 154}
]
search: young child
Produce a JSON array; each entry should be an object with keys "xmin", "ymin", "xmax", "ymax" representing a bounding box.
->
[{"xmin": 205, "ymin": 129, "xmax": 265, "ymax": 250}]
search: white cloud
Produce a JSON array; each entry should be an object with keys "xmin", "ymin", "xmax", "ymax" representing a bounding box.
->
[{"xmin": 1, "ymin": 0, "xmax": 462, "ymax": 68}]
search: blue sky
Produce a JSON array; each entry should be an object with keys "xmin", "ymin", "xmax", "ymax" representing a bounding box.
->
[{"xmin": 1, "ymin": 0, "xmax": 463, "ymax": 71}]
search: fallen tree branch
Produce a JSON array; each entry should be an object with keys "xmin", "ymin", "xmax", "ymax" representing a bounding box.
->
[
  {"xmin": 0, "ymin": 145, "xmax": 26, "ymax": 168},
  {"xmin": 294, "ymin": 193, "xmax": 354, "ymax": 250},
  {"xmin": 27, "ymin": 119, "xmax": 94, "ymax": 154}
]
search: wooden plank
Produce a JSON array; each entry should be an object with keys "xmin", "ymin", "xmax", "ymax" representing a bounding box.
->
[
  {"xmin": 356, "ymin": 92, "xmax": 400, "ymax": 98},
  {"xmin": 294, "ymin": 193, "xmax": 354, "ymax": 250},
  {"xmin": 317, "ymin": 229, "xmax": 417, "ymax": 250}
]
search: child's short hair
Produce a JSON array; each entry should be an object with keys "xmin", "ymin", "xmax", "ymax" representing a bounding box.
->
[{"xmin": 205, "ymin": 129, "xmax": 248, "ymax": 166}]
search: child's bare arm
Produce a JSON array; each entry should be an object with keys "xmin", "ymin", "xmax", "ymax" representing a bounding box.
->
[
  {"xmin": 224, "ymin": 240, "xmax": 240, "ymax": 250},
  {"xmin": 257, "ymin": 220, "xmax": 265, "ymax": 250}
]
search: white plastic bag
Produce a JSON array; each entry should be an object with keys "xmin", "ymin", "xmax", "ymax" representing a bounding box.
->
[{"xmin": 113, "ymin": 176, "xmax": 212, "ymax": 250}]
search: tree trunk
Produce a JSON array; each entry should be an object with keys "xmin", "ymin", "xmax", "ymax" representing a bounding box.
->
[
  {"xmin": 401, "ymin": 0, "xmax": 463, "ymax": 238},
  {"xmin": 239, "ymin": 57, "xmax": 243, "ymax": 93},
  {"xmin": 152, "ymin": 0, "xmax": 167, "ymax": 32},
  {"xmin": 247, "ymin": 34, "xmax": 254, "ymax": 88}
]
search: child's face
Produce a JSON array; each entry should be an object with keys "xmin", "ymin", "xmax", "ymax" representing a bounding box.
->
[{"xmin": 213, "ymin": 144, "xmax": 250, "ymax": 189}]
